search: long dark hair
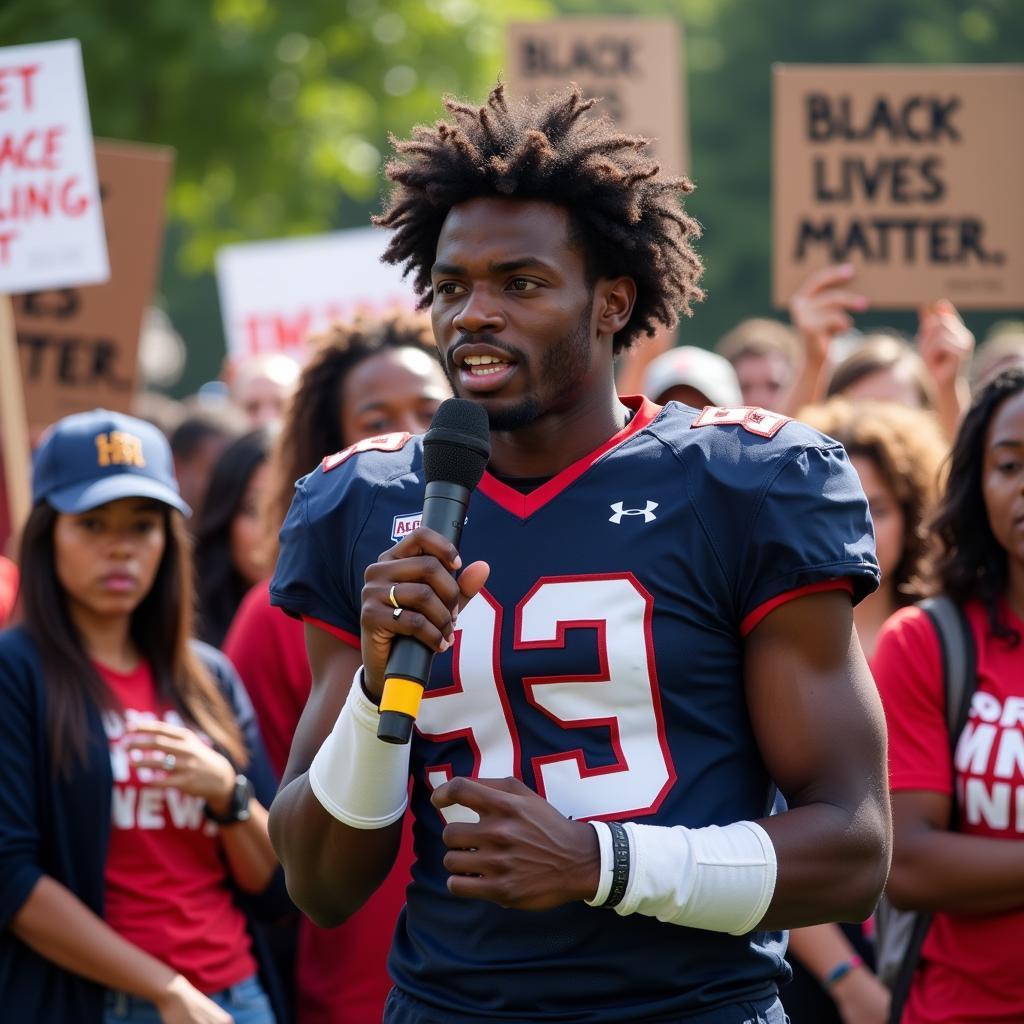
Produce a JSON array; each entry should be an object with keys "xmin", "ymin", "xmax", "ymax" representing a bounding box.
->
[
  {"xmin": 262, "ymin": 314, "xmax": 439, "ymax": 557},
  {"xmin": 194, "ymin": 428, "xmax": 273, "ymax": 648},
  {"xmin": 19, "ymin": 503, "xmax": 247, "ymax": 777},
  {"xmin": 932, "ymin": 367, "xmax": 1024, "ymax": 644}
]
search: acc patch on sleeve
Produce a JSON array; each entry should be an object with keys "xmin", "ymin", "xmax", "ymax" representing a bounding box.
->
[
  {"xmin": 322, "ymin": 432, "xmax": 413, "ymax": 472},
  {"xmin": 690, "ymin": 406, "xmax": 791, "ymax": 438}
]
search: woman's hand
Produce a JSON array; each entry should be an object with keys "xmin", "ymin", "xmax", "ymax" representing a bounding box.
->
[
  {"xmin": 830, "ymin": 963, "xmax": 890, "ymax": 1024},
  {"xmin": 789, "ymin": 263, "xmax": 869, "ymax": 368},
  {"xmin": 917, "ymin": 299, "xmax": 974, "ymax": 394},
  {"xmin": 155, "ymin": 974, "xmax": 232, "ymax": 1024},
  {"xmin": 124, "ymin": 721, "xmax": 236, "ymax": 817}
]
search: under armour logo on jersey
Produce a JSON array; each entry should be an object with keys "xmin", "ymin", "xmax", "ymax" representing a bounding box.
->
[{"xmin": 609, "ymin": 500, "xmax": 658, "ymax": 524}]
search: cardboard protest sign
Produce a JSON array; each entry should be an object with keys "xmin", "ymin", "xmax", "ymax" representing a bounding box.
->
[
  {"xmin": 216, "ymin": 227, "xmax": 416, "ymax": 362},
  {"xmin": 773, "ymin": 65, "xmax": 1024, "ymax": 309},
  {"xmin": 0, "ymin": 38, "xmax": 109, "ymax": 293},
  {"xmin": 505, "ymin": 18, "xmax": 687, "ymax": 177},
  {"xmin": 12, "ymin": 141, "xmax": 173, "ymax": 429}
]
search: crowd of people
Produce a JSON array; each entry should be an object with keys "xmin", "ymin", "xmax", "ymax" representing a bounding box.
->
[{"xmin": 0, "ymin": 80, "xmax": 1022, "ymax": 1024}]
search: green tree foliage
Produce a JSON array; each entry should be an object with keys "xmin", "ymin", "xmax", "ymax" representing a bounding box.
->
[
  {"xmin": 2, "ymin": 0, "xmax": 1020, "ymax": 388},
  {"xmin": 0, "ymin": 0, "xmax": 549, "ymax": 271}
]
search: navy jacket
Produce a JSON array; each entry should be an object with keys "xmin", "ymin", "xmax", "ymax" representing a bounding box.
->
[{"xmin": 0, "ymin": 626, "xmax": 284, "ymax": 1024}]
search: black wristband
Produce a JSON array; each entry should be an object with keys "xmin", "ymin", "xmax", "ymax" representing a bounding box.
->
[
  {"xmin": 204, "ymin": 773, "xmax": 253, "ymax": 825},
  {"xmin": 602, "ymin": 821, "xmax": 631, "ymax": 909}
]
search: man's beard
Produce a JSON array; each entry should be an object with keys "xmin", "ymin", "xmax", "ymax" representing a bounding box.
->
[{"xmin": 444, "ymin": 300, "xmax": 594, "ymax": 432}]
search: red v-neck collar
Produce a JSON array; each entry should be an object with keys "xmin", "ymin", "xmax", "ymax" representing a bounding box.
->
[{"xmin": 477, "ymin": 395, "xmax": 661, "ymax": 519}]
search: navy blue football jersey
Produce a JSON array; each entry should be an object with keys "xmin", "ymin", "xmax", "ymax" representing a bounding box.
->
[{"xmin": 270, "ymin": 397, "xmax": 879, "ymax": 1022}]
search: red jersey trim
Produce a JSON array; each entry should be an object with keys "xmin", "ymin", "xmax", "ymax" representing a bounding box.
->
[
  {"xmin": 303, "ymin": 615, "xmax": 360, "ymax": 650},
  {"xmin": 477, "ymin": 396, "xmax": 660, "ymax": 519},
  {"xmin": 740, "ymin": 579, "xmax": 854, "ymax": 637}
]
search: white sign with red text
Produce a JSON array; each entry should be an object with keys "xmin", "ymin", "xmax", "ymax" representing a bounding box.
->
[
  {"xmin": 0, "ymin": 39, "xmax": 109, "ymax": 292},
  {"xmin": 216, "ymin": 227, "xmax": 416, "ymax": 362}
]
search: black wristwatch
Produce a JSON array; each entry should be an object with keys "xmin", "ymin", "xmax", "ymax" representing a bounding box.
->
[{"xmin": 204, "ymin": 773, "xmax": 254, "ymax": 825}]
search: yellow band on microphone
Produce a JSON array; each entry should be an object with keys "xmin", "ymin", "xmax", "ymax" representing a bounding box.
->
[{"xmin": 380, "ymin": 676, "xmax": 425, "ymax": 718}]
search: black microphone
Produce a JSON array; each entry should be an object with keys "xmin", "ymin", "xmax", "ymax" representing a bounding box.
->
[{"xmin": 376, "ymin": 398, "xmax": 490, "ymax": 744}]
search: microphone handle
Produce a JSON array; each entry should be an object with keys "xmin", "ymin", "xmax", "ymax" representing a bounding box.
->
[{"xmin": 377, "ymin": 480, "xmax": 471, "ymax": 744}]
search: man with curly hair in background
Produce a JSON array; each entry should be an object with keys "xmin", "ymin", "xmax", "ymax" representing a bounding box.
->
[{"xmin": 268, "ymin": 84, "xmax": 891, "ymax": 1023}]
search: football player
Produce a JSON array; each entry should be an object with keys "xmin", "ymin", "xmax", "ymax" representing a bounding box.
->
[{"xmin": 268, "ymin": 84, "xmax": 891, "ymax": 1024}]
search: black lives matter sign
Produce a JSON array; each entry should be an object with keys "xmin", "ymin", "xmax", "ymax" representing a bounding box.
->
[
  {"xmin": 14, "ymin": 141, "xmax": 172, "ymax": 428},
  {"xmin": 505, "ymin": 18, "xmax": 686, "ymax": 179},
  {"xmin": 773, "ymin": 66, "xmax": 1024, "ymax": 309}
]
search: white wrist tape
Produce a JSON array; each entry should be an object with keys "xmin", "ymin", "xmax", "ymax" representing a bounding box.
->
[
  {"xmin": 616, "ymin": 820, "xmax": 777, "ymax": 935},
  {"xmin": 584, "ymin": 821, "xmax": 614, "ymax": 907},
  {"xmin": 308, "ymin": 668, "xmax": 410, "ymax": 829}
]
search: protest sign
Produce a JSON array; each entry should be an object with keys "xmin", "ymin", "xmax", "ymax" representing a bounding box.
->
[
  {"xmin": 12, "ymin": 140, "xmax": 174, "ymax": 429},
  {"xmin": 0, "ymin": 38, "xmax": 109, "ymax": 540},
  {"xmin": 216, "ymin": 227, "xmax": 416, "ymax": 362},
  {"xmin": 505, "ymin": 18, "xmax": 687, "ymax": 177},
  {"xmin": 0, "ymin": 38, "xmax": 109, "ymax": 292},
  {"xmin": 773, "ymin": 65, "xmax": 1024, "ymax": 309}
]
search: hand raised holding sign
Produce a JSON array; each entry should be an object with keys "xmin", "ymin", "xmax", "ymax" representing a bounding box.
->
[
  {"xmin": 917, "ymin": 299, "xmax": 974, "ymax": 439},
  {"xmin": 783, "ymin": 263, "xmax": 869, "ymax": 414},
  {"xmin": 789, "ymin": 264, "xmax": 870, "ymax": 364}
]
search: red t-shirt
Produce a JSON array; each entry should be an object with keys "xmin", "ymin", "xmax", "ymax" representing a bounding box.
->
[
  {"xmin": 0, "ymin": 556, "xmax": 17, "ymax": 626},
  {"xmin": 99, "ymin": 660, "xmax": 257, "ymax": 994},
  {"xmin": 224, "ymin": 580, "xmax": 311, "ymax": 779},
  {"xmin": 873, "ymin": 601, "xmax": 1024, "ymax": 1024},
  {"xmin": 224, "ymin": 582, "xmax": 415, "ymax": 1023}
]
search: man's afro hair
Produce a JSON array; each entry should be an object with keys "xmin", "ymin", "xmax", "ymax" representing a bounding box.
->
[{"xmin": 374, "ymin": 83, "xmax": 704, "ymax": 353}]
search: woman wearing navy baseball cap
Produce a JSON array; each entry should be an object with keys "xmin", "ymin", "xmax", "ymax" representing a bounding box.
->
[{"xmin": 0, "ymin": 410, "xmax": 280, "ymax": 1024}]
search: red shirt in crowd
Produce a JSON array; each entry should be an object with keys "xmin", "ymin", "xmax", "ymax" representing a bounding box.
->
[
  {"xmin": 0, "ymin": 556, "xmax": 17, "ymax": 627},
  {"xmin": 873, "ymin": 601, "xmax": 1024, "ymax": 1024},
  {"xmin": 224, "ymin": 580, "xmax": 415, "ymax": 1023},
  {"xmin": 99, "ymin": 660, "xmax": 257, "ymax": 994}
]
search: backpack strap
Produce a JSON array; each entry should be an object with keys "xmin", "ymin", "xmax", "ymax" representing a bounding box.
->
[
  {"xmin": 921, "ymin": 595, "xmax": 978, "ymax": 744},
  {"xmin": 887, "ymin": 597, "xmax": 977, "ymax": 1024}
]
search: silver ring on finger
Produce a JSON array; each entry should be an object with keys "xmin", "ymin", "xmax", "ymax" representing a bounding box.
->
[
  {"xmin": 388, "ymin": 584, "xmax": 401, "ymax": 610},
  {"xmin": 163, "ymin": 753, "xmax": 177, "ymax": 772}
]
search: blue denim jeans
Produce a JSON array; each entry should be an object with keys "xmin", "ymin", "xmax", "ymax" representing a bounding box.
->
[{"xmin": 104, "ymin": 973, "xmax": 275, "ymax": 1024}]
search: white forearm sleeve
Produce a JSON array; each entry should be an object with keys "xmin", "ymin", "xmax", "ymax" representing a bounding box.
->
[
  {"xmin": 308, "ymin": 669, "xmax": 410, "ymax": 829},
  {"xmin": 615, "ymin": 821, "xmax": 777, "ymax": 935}
]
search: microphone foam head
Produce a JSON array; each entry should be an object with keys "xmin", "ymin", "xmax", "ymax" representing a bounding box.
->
[{"xmin": 423, "ymin": 398, "xmax": 490, "ymax": 489}]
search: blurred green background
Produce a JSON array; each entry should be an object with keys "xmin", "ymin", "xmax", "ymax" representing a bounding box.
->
[{"xmin": 2, "ymin": 0, "xmax": 1021, "ymax": 394}]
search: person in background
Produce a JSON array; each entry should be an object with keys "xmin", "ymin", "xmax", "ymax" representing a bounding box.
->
[
  {"xmin": 873, "ymin": 367, "xmax": 1024, "ymax": 1024},
  {"xmin": 785, "ymin": 264, "xmax": 974, "ymax": 439},
  {"xmin": 0, "ymin": 555, "xmax": 16, "ymax": 626},
  {"xmin": 641, "ymin": 345, "xmax": 743, "ymax": 409},
  {"xmin": 194, "ymin": 429, "xmax": 274, "ymax": 650},
  {"xmin": 716, "ymin": 318, "xmax": 801, "ymax": 411},
  {"xmin": 224, "ymin": 314, "xmax": 450, "ymax": 1024},
  {"xmin": 0, "ymin": 410, "xmax": 280, "ymax": 1024},
  {"xmin": 228, "ymin": 354, "xmax": 302, "ymax": 430},
  {"xmin": 170, "ymin": 405, "xmax": 247, "ymax": 523},
  {"xmin": 132, "ymin": 392, "xmax": 187, "ymax": 440},
  {"xmin": 970, "ymin": 322, "xmax": 1024, "ymax": 394},
  {"xmin": 782, "ymin": 399, "xmax": 948, "ymax": 1024},
  {"xmin": 825, "ymin": 334, "xmax": 936, "ymax": 411}
]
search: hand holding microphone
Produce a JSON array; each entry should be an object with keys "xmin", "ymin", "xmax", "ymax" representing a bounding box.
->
[{"xmin": 359, "ymin": 399, "xmax": 491, "ymax": 744}]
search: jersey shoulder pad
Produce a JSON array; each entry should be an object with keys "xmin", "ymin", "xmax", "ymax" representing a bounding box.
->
[
  {"xmin": 321, "ymin": 431, "xmax": 415, "ymax": 473},
  {"xmin": 651, "ymin": 402, "xmax": 834, "ymax": 474},
  {"xmin": 690, "ymin": 405, "xmax": 791, "ymax": 438},
  {"xmin": 292, "ymin": 431, "xmax": 424, "ymax": 556}
]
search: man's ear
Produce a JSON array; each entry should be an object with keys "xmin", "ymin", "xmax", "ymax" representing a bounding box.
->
[{"xmin": 594, "ymin": 277, "xmax": 638, "ymax": 338}]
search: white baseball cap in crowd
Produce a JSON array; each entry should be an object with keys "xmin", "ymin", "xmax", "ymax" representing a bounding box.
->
[{"xmin": 642, "ymin": 346, "xmax": 743, "ymax": 408}]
